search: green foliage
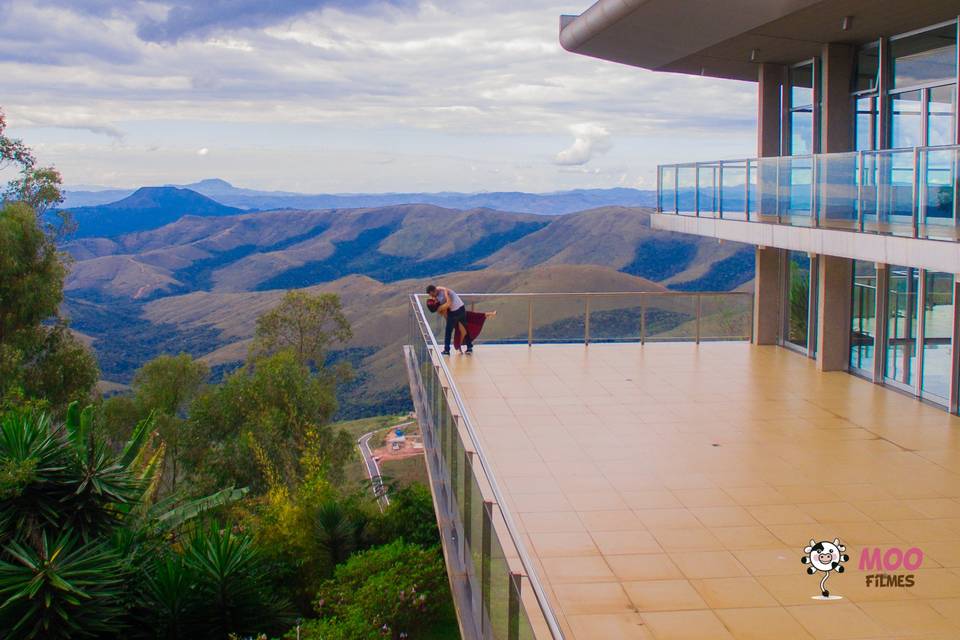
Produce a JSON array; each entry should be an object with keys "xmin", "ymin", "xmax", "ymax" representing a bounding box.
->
[
  {"xmin": 251, "ymin": 290, "xmax": 352, "ymax": 371},
  {"xmin": 187, "ymin": 349, "xmax": 346, "ymax": 493},
  {"xmin": 307, "ymin": 541, "xmax": 450, "ymax": 640},
  {"xmin": 376, "ymin": 483, "xmax": 440, "ymax": 549},
  {"xmin": 0, "ymin": 532, "xmax": 126, "ymax": 639},
  {"xmin": 133, "ymin": 526, "xmax": 292, "ymax": 639},
  {"xmin": 0, "ymin": 114, "xmax": 97, "ymax": 414}
]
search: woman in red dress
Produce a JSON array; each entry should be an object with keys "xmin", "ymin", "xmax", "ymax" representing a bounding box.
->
[{"xmin": 426, "ymin": 299, "xmax": 496, "ymax": 352}]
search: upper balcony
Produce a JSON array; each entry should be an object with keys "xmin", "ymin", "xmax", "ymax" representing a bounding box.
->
[{"xmin": 656, "ymin": 147, "xmax": 960, "ymax": 242}]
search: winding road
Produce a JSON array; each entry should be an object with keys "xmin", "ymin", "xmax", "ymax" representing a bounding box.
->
[{"xmin": 357, "ymin": 421, "xmax": 414, "ymax": 511}]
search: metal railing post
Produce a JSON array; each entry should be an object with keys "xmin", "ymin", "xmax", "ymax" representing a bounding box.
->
[
  {"xmin": 656, "ymin": 166, "xmax": 662, "ymax": 213},
  {"xmin": 527, "ymin": 299, "xmax": 534, "ymax": 347},
  {"xmin": 640, "ymin": 295, "xmax": 647, "ymax": 345},
  {"xmin": 913, "ymin": 147, "xmax": 921, "ymax": 238},
  {"xmin": 857, "ymin": 150, "xmax": 865, "ymax": 232},
  {"xmin": 508, "ymin": 572, "xmax": 521, "ymax": 640},
  {"xmin": 481, "ymin": 501, "xmax": 493, "ymax": 635},
  {"xmin": 811, "ymin": 154, "xmax": 819, "ymax": 228},
  {"xmin": 674, "ymin": 165, "xmax": 679, "ymax": 213},
  {"xmin": 584, "ymin": 297, "xmax": 591, "ymax": 345},
  {"xmin": 695, "ymin": 162, "xmax": 701, "ymax": 217},
  {"xmin": 695, "ymin": 295, "xmax": 702, "ymax": 344}
]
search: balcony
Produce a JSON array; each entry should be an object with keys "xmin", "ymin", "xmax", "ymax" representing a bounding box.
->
[
  {"xmin": 657, "ymin": 147, "xmax": 960, "ymax": 242},
  {"xmin": 405, "ymin": 292, "xmax": 960, "ymax": 640}
]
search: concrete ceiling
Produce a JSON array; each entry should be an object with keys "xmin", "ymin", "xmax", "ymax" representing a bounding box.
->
[{"xmin": 561, "ymin": 0, "xmax": 960, "ymax": 82}]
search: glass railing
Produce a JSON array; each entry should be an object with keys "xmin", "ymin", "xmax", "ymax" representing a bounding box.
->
[
  {"xmin": 658, "ymin": 146, "xmax": 960, "ymax": 241},
  {"xmin": 405, "ymin": 291, "xmax": 753, "ymax": 638}
]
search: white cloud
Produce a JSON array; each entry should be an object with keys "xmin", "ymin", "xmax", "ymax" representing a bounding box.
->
[
  {"xmin": 197, "ymin": 147, "xmax": 210, "ymax": 156},
  {"xmin": 0, "ymin": 0, "xmax": 757, "ymax": 191},
  {"xmin": 554, "ymin": 123, "xmax": 612, "ymax": 166}
]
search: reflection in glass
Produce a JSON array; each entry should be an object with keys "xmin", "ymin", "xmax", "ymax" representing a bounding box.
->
[
  {"xmin": 921, "ymin": 271, "xmax": 954, "ymax": 402},
  {"xmin": 659, "ymin": 166, "xmax": 676, "ymax": 213},
  {"xmin": 855, "ymin": 96, "xmax": 878, "ymax": 151},
  {"xmin": 791, "ymin": 108, "xmax": 814, "ymax": 155},
  {"xmin": 786, "ymin": 251, "xmax": 811, "ymax": 349},
  {"xmin": 791, "ymin": 64, "xmax": 814, "ymax": 108},
  {"xmin": 927, "ymin": 84, "xmax": 956, "ymax": 146},
  {"xmin": 922, "ymin": 148, "xmax": 955, "ymax": 227},
  {"xmin": 891, "ymin": 90, "xmax": 923, "ymax": 149},
  {"xmin": 850, "ymin": 261, "xmax": 877, "ymax": 373},
  {"xmin": 891, "ymin": 24, "xmax": 957, "ymax": 89},
  {"xmin": 885, "ymin": 266, "xmax": 920, "ymax": 388},
  {"xmin": 855, "ymin": 45, "xmax": 880, "ymax": 92},
  {"xmin": 779, "ymin": 156, "xmax": 813, "ymax": 222}
]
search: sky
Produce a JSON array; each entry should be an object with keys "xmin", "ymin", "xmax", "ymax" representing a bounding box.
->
[{"xmin": 0, "ymin": 0, "xmax": 757, "ymax": 193}]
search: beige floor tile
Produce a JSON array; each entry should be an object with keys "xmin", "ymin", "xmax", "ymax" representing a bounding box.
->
[
  {"xmin": 786, "ymin": 602, "xmax": 886, "ymax": 639},
  {"xmin": 623, "ymin": 579, "xmax": 708, "ymax": 612},
  {"xmin": 713, "ymin": 526, "xmax": 785, "ymax": 550},
  {"xmin": 552, "ymin": 581, "xmax": 634, "ymax": 616},
  {"xmin": 857, "ymin": 600, "xmax": 957, "ymax": 636},
  {"xmin": 716, "ymin": 607, "xmax": 815, "ymax": 639},
  {"xmin": 641, "ymin": 610, "xmax": 735, "ymax": 640},
  {"xmin": 746, "ymin": 504, "xmax": 817, "ymax": 526},
  {"xmin": 636, "ymin": 508, "xmax": 704, "ymax": 529},
  {"xmin": 520, "ymin": 511, "xmax": 586, "ymax": 534},
  {"xmin": 566, "ymin": 612, "xmax": 653, "ymax": 639},
  {"xmin": 724, "ymin": 487, "xmax": 789, "ymax": 506},
  {"xmin": 670, "ymin": 550, "xmax": 750, "ymax": 579},
  {"xmin": 691, "ymin": 506, "xmax": 761, "ymax": 528},
  {"xmin": 529, "ymin": 531, "xmax": 599, "ymax": 558},
  {"xmin": 690, "ymin": 577, "xmax": 780, "ymax": 609},
  {"xmin": 541, "ymin": 555, "xmax": 616, "ymax": 584},
  {"xmin": 592, "ymin": 530, "xmax": 663, "ymax": 555},
  {"xmin": 672, "ymin": 488, "xmax": 735, "ymax": 507},
  {"xmin": 606, "ymin": 554, "xmax": 685, "ymax": 581},
  {"xmin": 621, "ymin": 489, "xmax": 684, "ymax": 509},
  {"xmin": 650, "ymin": 527, "xmax": 725, "ymax": 552},
  {"xmin": 567, "ymin": 490, "xmax": 630, "ymax": 511},
  {"xmin": 577, "ymin": 509, "xmax": 646, "ymax": 532}
]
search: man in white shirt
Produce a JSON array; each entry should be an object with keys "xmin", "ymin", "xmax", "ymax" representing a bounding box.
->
[{"xmin": 426, "ymin": 283, "xmax": 473, "ymax": 355}]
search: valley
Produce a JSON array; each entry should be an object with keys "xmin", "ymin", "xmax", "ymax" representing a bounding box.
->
[{"xmin": 60, "ymin": 188, "xmax": 754, "ymax": 417}]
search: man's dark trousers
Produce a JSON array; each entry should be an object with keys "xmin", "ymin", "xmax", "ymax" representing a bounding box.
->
[{"xmin": 444, "ymin": 306, "xmax": 471, "ymax": 352}]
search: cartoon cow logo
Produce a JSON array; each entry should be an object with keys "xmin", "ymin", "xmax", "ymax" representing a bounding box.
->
[{"xmin": 802, "ymin": 538, "xmax": 849, "ymax": 600}]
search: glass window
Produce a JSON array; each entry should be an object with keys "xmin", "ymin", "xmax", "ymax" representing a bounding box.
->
[
  {"xmin": 791, "ymin": 64, "xmax": 814, "ymax": 108},
  {"xmin": 850, "ymin": 260, "xmax": 877, "ymax": 373},
  {"xmin": 891, "ymin": 90, "xmax": 924, "ymax": 149},
  {"xmin": 885, "ymin": 266, "xmax": 920, "ymax": 388},
  {"xmin": 892, "ymin": 24, "xmax": 957, "ymax": 89},
  {"xmin": 786, "ymin": 251, "xmax": 811, "ymax": 349},
  {"xmin": 927, "ymin": 84, "xmax": 956, "ymax": 146},
  {"xmin": 855, "ymin": 95, "xmax": 878, "ymax": 151},
  {"xmin": 854, "ymin": 45, "xmax": 880, "ymax": 92},
  {"xmin": 790, "ymin": 108, "xmax": 814, "ymax": 155},
  {"xmin": 921, "ymin": 271, "xmax": 954, "ymax": 402}
]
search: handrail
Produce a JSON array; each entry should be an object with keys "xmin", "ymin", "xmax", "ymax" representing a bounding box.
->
[
  {"xmin": 453, "ymin": 291, "xmax": 752, "ymax": 298},
  {"xmin": 410, "ymin": 293, "xmax": 566, "ymax": 640}
]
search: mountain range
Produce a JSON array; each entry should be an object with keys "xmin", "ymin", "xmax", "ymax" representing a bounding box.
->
[
  {"xmin": 60, "ymin": 186, "xmax": 753, "ymax": 417},
  {"xmin": 63, "ymin": 178, "xmax": 658, "ymax": 214}
]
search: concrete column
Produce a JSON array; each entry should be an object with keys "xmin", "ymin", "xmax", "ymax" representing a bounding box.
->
[
  {"xmin": 816, "ymin": 255, "xmax": 853, "ymax": 371},
  {"xmin": 754, "ymin": 245, "xmax": 782, "ymax": 345},
  {"xmin": 757, "ymin": 63, "xmax": 786, "ymax": 158},
  {"xmin": 820, "ymin": 43, "xmax": 855, "ymax": 154}
]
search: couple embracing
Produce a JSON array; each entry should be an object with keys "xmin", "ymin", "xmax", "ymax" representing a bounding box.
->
[{"xmin": 425, "ymin": 284, "xmax": 496, "ymax": 355}]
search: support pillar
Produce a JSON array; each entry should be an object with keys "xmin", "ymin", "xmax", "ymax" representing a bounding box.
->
[
  {"xmin": 820, "ymin": 43, "xmax": 855, "ymax": 153},
  {"xmin": 757, "ymin": 63, "xmax": 786, "ymax": 158},
  {"xmin": 816, "ymin": 255, "xmax": 853, "ymax": 371},
  {"xmin": 754, "ymin": 246, "xmax": 782, "ymax": 345}
]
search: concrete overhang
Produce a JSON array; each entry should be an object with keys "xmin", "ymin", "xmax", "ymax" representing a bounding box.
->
[
  {"xmin": 561, "ymin": 0, "xmax": 960, "ymax": 81},
  {"xmin": 651, "ymin": 213, "xmax": 960, "ymax": 275}
]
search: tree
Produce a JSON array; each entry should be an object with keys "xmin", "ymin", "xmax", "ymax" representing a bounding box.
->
[
  {"xmin": 302, "ymin": 541, "xmax": 450, "ymax": 640},
  {"xmin": 0, "ymin": 110, "xmax": 97, "ymax": 413},
  {"xmin": 0, "ymin": 405, "xmax": 251, "ymax": 639},
  {"xmin": 251, "ymin": 291, "xmax": 352, "ymax": 371},
  {"xmin": 187, "ymin": 350, "xmax": 344, "ymax": 494},
  {"xmin": 131, "ymin": 354, "xmax": 209, "ymax": 493}
]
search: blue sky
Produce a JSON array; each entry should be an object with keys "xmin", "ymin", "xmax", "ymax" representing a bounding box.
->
[{"xmin": 0, "ymin": 0, "xmax": 756, "ymax": 193}]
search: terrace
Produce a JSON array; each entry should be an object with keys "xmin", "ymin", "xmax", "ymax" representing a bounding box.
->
[{"xmin": 405, "ymin": 292, "xmax": 960, "ymax": 640}]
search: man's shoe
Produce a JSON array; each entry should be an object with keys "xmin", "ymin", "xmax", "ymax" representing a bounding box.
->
[
  {"xmin": 465, "ymin": 346, "xmax": 473, "ymax": 354},
  {"xmin": 441, "ymin": 350, "xmax": 451, "ymax": 355}
]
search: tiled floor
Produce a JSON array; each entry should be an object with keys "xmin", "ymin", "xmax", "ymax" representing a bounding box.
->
[{"xmin": 445, "ymin": 342, "xmax": 960, "ymax": 640}]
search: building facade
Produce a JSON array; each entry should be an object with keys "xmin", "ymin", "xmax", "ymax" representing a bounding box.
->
[{"xmin": 562, "ymin": 0, "xmax": 960, "ymax": 415}]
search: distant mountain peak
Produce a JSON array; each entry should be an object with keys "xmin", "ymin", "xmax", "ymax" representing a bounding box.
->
[{"xmin": 184, "ymin": 178, "xmax": 234, "ymax": 189}]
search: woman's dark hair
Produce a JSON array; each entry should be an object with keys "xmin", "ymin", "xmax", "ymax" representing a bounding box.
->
[
  {"xmin": 426, "ymin": 299, "xmax": 439, "ymax": 313},
  {"xmin": 426, "ymin": 284, "xmax": 437, "ymax": 295}
]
